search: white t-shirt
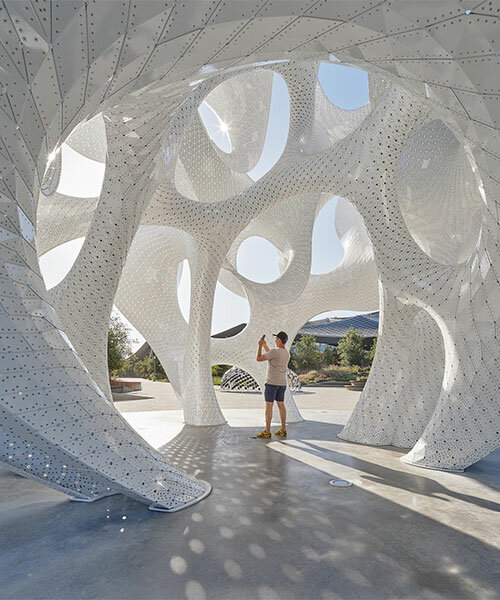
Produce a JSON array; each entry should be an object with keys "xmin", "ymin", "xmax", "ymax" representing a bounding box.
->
[{"xmin": 264, "ymin": 347, "xmax": 290, "ymax": 386}]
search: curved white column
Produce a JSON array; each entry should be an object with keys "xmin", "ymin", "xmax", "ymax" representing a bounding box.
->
[{"xmin": 0, "ymin": 1, "xmax": 497, "ymax": 512}]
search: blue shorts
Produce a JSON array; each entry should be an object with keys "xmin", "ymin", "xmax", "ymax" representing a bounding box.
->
[{"xmin": 265, "ymin": 384, "xmax": 286, "ymax": 403}]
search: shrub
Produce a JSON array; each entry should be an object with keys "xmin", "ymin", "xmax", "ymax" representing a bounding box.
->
[
  {"xmin": 324, "ymin": 345, "xmax": 338, "ymax": 366},
  {"xmin": 120, "ymin": 352, "xmax": 168, "ymax": 381},
  {"xmin": 212, "ymin": 364, "xmax": 231, "ymax": 377},
  {"xmin": 298, "ymin": 366, "xmax": 360, "ymax": 384},
  {"xmin": 337, "ymin": 327, "xmax": 365, "ymax": 366},
  {"xmin": 293, "ymin": 334, "xmax": 322, "ymax": 372}
]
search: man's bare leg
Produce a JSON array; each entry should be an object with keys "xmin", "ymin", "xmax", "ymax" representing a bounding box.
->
[
  {"xmin": 277, "ymin": 402, "xmax": 287, "ymax": 431},
  {"xmin": 265, "ymin": 403, "xmax": 273, "ymax": 434}
]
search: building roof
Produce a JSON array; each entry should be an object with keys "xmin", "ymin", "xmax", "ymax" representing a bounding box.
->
[
  {"xmin": 132, "ymin": 342, "xmax": 152, "ymax": 361},
  {"xmin": 211, "ymin": 323, "xmax": 246, "ymax": 338},
  {"xmin": 133, "ymin": 312, "xmax": 379, "ymax": 360},
  {"xmin": 297, "ymin": 312, "xmax": 379, "ymax": 345}
]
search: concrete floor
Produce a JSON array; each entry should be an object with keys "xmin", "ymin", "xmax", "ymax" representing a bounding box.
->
[{"xmin": 1, "ymin": 385, "xmax": 499, "ymax": 599}]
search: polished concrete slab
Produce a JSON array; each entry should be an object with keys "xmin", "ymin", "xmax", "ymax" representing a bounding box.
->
[{"xmin": 1, "ymin": 404, "xmax": 499, "ymax": 599}]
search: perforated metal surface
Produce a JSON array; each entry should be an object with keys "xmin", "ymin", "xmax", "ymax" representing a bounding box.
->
[
  {"xmin": 0, "ymin": 1, "xmax": 499, "ymax": 511},
  {"xmin": 220, "ymin": 367, "xmax": 302, "ymax": 394}
]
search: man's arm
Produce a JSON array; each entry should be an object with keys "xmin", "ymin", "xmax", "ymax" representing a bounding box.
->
[{"xmin": 256, "ymin": 339, "xmax": 270, "ymax": 362}]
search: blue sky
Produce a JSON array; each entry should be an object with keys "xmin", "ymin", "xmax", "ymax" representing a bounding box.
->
[{"xmin": 39, "ymin": 62, "xmax": 374, "ymax": 349}]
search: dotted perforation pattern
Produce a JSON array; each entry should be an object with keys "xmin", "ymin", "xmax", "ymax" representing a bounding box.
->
[{"xmin": 0, "ymin": 1, "xmax": 498, "ymax": 512}]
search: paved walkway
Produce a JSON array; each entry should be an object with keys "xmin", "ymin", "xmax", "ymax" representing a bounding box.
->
[{"xmin": 113, "ymin": 378, "xmax": 361, "ymax": 413}]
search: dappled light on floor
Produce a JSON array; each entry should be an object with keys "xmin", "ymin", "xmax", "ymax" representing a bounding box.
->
[
  {"xmin": 1, "ymin": 411, "xmax": 498, "ymax": 598},
  {"xmin": 267, "ymin": 434, "xmax": 500, "ymax": 545}
]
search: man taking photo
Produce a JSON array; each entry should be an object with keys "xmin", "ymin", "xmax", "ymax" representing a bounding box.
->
[{"xmin": 255, "ymin": 331, "xmax": 289, "ymax": 439}]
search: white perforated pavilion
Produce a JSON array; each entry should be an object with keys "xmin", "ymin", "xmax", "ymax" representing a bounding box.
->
[{"xmin": 1, "ymin": 1, "xmax": 499, "ymax": 511}]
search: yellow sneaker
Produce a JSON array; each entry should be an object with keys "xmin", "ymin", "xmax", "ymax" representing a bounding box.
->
[
  {"xmin": 274, "ymin": 429, "xmax": 287, "ymax": 437},
  {"xmin": 256, "ymin": 430, "xmax": 271, "ymax": 439}
]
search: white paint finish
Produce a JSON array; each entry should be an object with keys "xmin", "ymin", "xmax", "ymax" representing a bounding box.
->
[{"xmin": 0, "ymin": 1, "xmax": 498, "ymax": 513}]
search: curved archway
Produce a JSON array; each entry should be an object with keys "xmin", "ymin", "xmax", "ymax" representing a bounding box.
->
[
  {"xmin": 39, "ymin": 237, "xmax": 85, "ymax": 291},
  {"xmin": 177, "ymin": 258, "xmax": 191, "ymax": 324},
  {"xmin": 318, "ymin": 62, "xmax": 369, "ymax": 110},
  {"xmin": 396, "ymin": 119, "xmax": 482, "ymax": 266},
  {"xmin": 0, "ymin": 3, "xmax": 497, "ymax": 516},
  {"xmin": 236, "ymin": 236, "xmax": 281, "ymax": 283},
  {"xmin": 212, "ymin": 282, "xmax": 250, "ymax": 336},
  {"xmin": 57, "ymin": 143, "xmax": 106, "ymax": 199},
  {"xmin": 311, "ymin": 197, "xmax": 345, "ymax": 275},
  {"xmin": 198, "ymin": 102, "xmax": 232, "ymax": 154}
]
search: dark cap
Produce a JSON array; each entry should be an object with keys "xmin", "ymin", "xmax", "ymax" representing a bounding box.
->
[{"xmin": 273, "ymin": 331, "xmax": 288, "ymax": 344}]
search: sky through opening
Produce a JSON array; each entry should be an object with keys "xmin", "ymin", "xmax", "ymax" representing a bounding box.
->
[{"xmin": 39, "ymin": 62, "xmax": 375, "ymax": 351}]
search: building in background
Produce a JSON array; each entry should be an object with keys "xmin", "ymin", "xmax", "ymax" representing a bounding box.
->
[{"xmin": 296, "ymin": 312, "xmax": 379, "ymax": 349}]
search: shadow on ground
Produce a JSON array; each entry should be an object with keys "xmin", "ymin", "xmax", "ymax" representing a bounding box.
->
[{"xmin": 1, "ymin": 419, "xmax": 499, "ymax": 599}]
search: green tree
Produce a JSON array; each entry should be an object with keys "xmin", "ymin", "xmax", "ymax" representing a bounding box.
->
[
  {"xmin": 337, "ymin": 327, "xmax": 365, "ymax": 366},
  {"xmin": 293, "ymin": 334, "xmax": 322, "ymax": 372},
  {"xmin": 369, "ymin": 337, "xmax": 377, "ymax": 363},
  {"xmin": 153, "ymin": 354, "xmax": 167, "ymax": 380},
  {"xmin": 324, "ymin": 345, "xmax": 338, "ymax": 366},
  {"xmin": 121, "ymin": 354, "xmax": 139, "ymax": 377},
  {"xmin": 143, "ymin": 353, "xmax": 167, "ymax": 380},
  {"xmin": 122, "ymin": 352, "xmax": 168, "ymax": 380},
  {"xmin": 107, "ymin": 315, "xmax": 134, "ymax": 375}
]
